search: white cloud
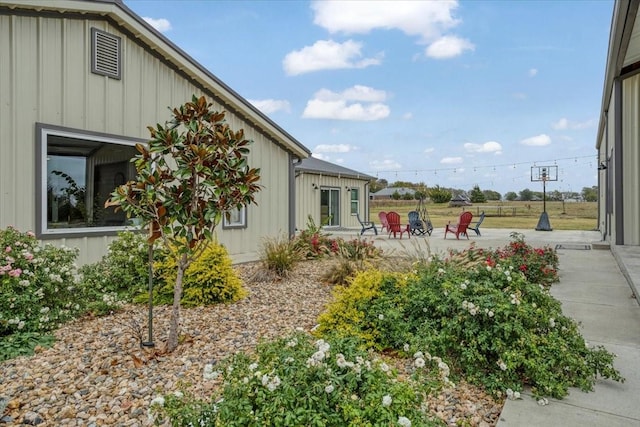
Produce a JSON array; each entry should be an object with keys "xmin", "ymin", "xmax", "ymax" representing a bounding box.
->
[
  {"xmin": 440, "ymin": 156, "xmax": 463, "ymax": 164},
  {"xmin": 311, "ymin": 1, "xmax": 472, "ymax": 60},
  {"xmin": 520, "ymin": 134, "xmax": 551, "ymax": 146},
  {"xmin": 248, "ymin": 99, "xmax": 291, "ymax": 114},
  {"xmin": 424, "ymin": 147, "xmax": 435, "ymax": 154},
  {"xmin": 528, "ymin": 68, "xmax": 538, "ymax": 77},
  {"xmin": 551, "ymin": 118, "xmax": 595, "ymax": 130},
  {"xmin": 370, "ymin": 159, "xmax": 402, "ymax": 170},
  {"xmin": 312, "ymin": 153, "xmax": 330, "ymax": 161},
  {"xmin": 552, "ymin": 118, "xmax": 569, "ymax": 130},
  {"xmin": 283, "ymin": 40, "xmax": 383, "ymax": 75},
  {"xmin": 312, "ymin": 1, "xmax": 460, "ymax": 41},
  {"xmin": 143, "ymin": 17, "xmax": 172, "ymax": 33},
  {"xmin": 314, "ymin": 144, "xmax": 356, "ymax": 153},
  {"xmin": 464, "ymin": 141, "xmax": 502, "ymax": 154},
  {"xmin": 302, "ymin": 86, "xmax": 390, "ymax": 120},
  {"xmin": 426, "ymin": 36, "xmax": 474, "ymax": 59}
]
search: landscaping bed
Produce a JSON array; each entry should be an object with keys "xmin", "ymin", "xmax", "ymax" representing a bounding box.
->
[{"xmin": 0, "ymin": 259, "xmax": 502, "ymax": 426}]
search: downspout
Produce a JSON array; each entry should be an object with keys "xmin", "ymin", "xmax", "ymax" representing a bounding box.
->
[
  {"xmin": 289, "ymin": 155, "xmax": 303, "ymax": 237},
  {"xmin": 614, "ymin": 78, "xmax": 624, "ymax": 245},
  {"xmin": 364, "ymin": 181, "xmax": 371, "ymax": 221}
]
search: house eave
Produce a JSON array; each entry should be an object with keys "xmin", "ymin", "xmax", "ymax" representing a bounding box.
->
[{"xmin": 596, "ymin": 0, "xmax": 640, "ymax": 149}]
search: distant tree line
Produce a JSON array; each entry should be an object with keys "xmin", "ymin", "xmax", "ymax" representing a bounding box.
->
[{"xmin": 370, "ymin": 179, "xmax": 598, "ymax": 203}]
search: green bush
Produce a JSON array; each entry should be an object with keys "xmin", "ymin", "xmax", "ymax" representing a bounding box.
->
[
  {"xmin": 259, "ymin": 234, "xmax": 303, "ymax": 278},
  {"xmin": 79, "ymin": 230, "xmax": 162, "ymax": 314},
  {"xmin": 146, "ymin": 241, "xmax": 246, "ymax": 307},
  {"xmin": 428, "ymin": 186, "xmax": 452, "ymax": 204},
  {"xmin": 0, "ymin": 226, "xmax": 82, "ymax": 337},
  {"xmin": 316, "ymin": 238, "xmax": 623, "ymax": 399},
  {"xmin": 151, "ymin": 333, "xmax": 443, "ymax": 426}
]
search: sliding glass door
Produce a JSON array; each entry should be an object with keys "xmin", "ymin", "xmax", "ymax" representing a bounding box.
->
[{"xmin": 320, "ymin": 188, "xmax": 340, "ymax": 226}]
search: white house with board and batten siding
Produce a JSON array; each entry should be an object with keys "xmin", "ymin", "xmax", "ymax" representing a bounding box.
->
[{"xmin": 0, "ymin": 0, "xmax": 311, "ymax": 265}]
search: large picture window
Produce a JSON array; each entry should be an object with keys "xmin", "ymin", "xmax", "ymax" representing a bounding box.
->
[{"xmin": 36, "ymin": 124, "xmax": 140, "ymax": 237}]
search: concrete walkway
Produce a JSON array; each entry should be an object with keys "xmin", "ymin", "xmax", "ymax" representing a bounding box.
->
[{"xmin": 326, "ymin": 227, "xmax": 640, "ymax": 427}]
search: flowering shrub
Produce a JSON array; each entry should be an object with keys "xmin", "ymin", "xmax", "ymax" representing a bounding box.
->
[
  {"xmin": 0, "ymin": 226, "xmax": 82, "ymax": 337},
  {"xmin": 486, "ymin": 232, "xmax": 559, "ymax": 286},
  {"xmin": 79, "ymin": 230, "xmax": 162, "ymax": 314},
  {"xmin": 317, "ymin": 237, "xmax": 623, "ymax": 399},
  {"xmin": 151, "ymin": 333, "xmax": 443, "ymax": 426},
  {"xmin": 293, "ymin": 215, "xmax": 340, "ymax": 259}
]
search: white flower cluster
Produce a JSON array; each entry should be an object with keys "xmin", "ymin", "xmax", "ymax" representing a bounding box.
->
[
  {"xmin": 461, "ymin": 300, "xmax": 479, "ymax": 316},
  {"xmin": 335, "ymin": 353, "xmax": 371, "ymax": 375},
  {"xmin": 506, "ymin": 388, "xmax": 521, "ymax": 400},
  {"xmin": 306, "ymin": 339, "xmax": 330, "ymax": 367},
  {"xmin": 510, "ymin": 293, "xmax": 521, "ymax": 306},
  {"xmin": 382, "ymin": 394, "xmax": 392, "ymax": 407},
  {"xmin": 549, "ymin": 318, "xmax": 556, "ymax": 328},
  {"xmin": 497, "ymin": 359, "xmax": 507, "ymax": 371},
  {"xmin": 398, "ymin": 415, "xmax": 412, "ymax": 426},
  {"xmin": 483, "ymin": 308, "xmax": 495, "ymax": 318},
  {"xmin": 261, "ymin": 373, "xmax": 281, "ymax": 392},
  {"xmin": 537, "ymin": 397, "xmax": 549, "ymax": 406},
  {"xmin": 7, "ymin": 317, "xmax": 25, "ymax": 330},
  {"xmin": 459, "ymin": 279, "xmax": 470, "ymax": 290}
]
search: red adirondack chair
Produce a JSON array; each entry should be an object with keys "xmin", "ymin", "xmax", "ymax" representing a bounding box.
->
[
  {"xmin": 386, "ymin": 211, "xmax": 410, "ymax": 239},
  {"xmin": 378, "ymin": 211, "xmax": 389, "ymax": 233},
  {"xmin": 444, "ymin": 211, "xmax": 473, "ymax": 240}
]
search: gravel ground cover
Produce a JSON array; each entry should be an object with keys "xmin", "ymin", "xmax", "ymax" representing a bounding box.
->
[{"xmin": 1, "ymin": 260, "xmax": 503, "ymax": 426}]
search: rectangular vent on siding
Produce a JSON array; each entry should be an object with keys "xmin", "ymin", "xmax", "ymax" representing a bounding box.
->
[{"xmin": 91, "ymin": 28, "xmax": 121, "ymax": 79}]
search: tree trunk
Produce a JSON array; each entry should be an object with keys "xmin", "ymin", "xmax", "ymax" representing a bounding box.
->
[{"xmin": 167, "ymin": 253, "xmax": 188, "ymax": 352}]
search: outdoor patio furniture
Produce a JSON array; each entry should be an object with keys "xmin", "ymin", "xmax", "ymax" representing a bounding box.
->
[
  {"xmin": 444, "ymin": 211, "xmax": 473, "ymax": 240},
  {"xmin": 469, "ymin": 211, "xmax": 485, "ymax": 236},
  {"xmin": 386, "ymin": 211, "xmax": 410, "ymax": 239},
  {"xmin": 378, "ymin": 211, "xmax": 390, "ymax": 233},
  {"xmin": 408, "ymin": 210, "xmax": 428, "ymax": 236},
  {"xmin": 356, "ymin": 213, "xmax": 377, "ymax": 235}
]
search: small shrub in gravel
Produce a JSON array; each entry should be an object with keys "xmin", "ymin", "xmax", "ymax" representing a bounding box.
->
[
  {"xmin": 259, "ymin": 234, "xmax": 304, "ymax": 278},
  {"xmin": 151, "ymin": 332, "xmax": 445, "ymax": 426},
  {"xmin": 148, "ymin": 241, "xmax": 246, "ymax": 307}
]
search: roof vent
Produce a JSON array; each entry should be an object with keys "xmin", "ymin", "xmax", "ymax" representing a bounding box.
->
[{"xmin": 91, "ymin": 28, "xmax": 121, "ymax": 79}]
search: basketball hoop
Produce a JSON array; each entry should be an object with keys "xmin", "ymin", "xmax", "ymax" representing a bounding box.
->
[{"xmin": 531, "ymin": 166, "xmax": 557, "ymax": 231}]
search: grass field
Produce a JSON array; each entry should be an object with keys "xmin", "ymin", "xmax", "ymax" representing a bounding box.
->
[{"xmin": 370, "ymin": 200, "xmax": 598, "ymax": 231}]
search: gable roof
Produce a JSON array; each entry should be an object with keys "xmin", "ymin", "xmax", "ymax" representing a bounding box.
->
[
  {"xmin": 296, "ymin": 157, "xmax": 374, "ymax": 181},
  {"xmin": 372, "ymin": 187, "xmax": 415, "ymax": 197},
  {"xmin": 0, "ymin": 0, "xmax": 311, "ymax": 159}
]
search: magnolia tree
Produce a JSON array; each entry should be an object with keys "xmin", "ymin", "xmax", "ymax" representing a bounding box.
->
[{"xmin": 106, "ymin": 95, "xmax": 261, "ymax": 351}]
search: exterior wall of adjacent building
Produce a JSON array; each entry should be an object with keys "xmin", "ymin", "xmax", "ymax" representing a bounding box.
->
[
  {"xmin": 295, "ymin": 172, "xmax": 370, "ymax": 232},
  {"xmin": 621, "ymin": 73, "xmax": 640, "ymax": 244},
  {"xmin": 0, "ymin": 11, "xmax": 294, "ymax": 264}
]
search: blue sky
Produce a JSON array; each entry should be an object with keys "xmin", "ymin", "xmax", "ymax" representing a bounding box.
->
[{"xmin": 125, "ymin": 0, "xmax": 613, "ymax": 196}]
